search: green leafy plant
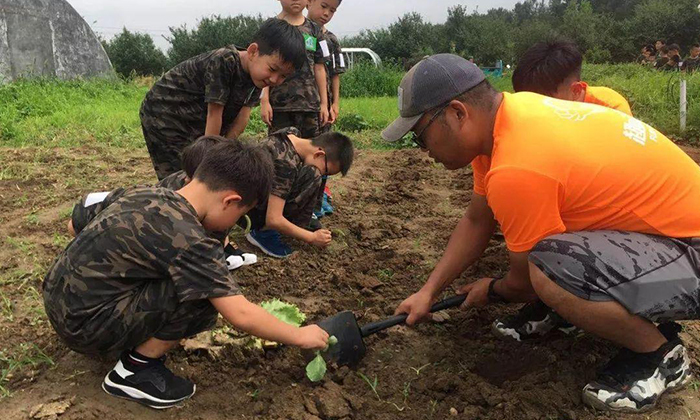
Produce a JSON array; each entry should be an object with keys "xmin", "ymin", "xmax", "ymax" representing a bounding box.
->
[
  {"xmin": 306, "ymin": 336, "xmax": 338, "ymax": 382},
  {"xmin": 260, "ymin": 299, "xmax": 306, "ymax": 327}
]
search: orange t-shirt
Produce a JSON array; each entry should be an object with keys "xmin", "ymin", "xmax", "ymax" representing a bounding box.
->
[
  {"xmin": 472, "ymin": 92, "xmax": 700, "ymax": 252},
  {"xmin": 584, "ymin": 83, "xmax": 632, "ymax": 116}
]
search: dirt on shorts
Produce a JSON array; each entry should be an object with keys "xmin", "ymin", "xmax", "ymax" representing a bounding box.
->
[{"xmin": 1, "ymin": 144, "xmax": 700, "ymax": 420}]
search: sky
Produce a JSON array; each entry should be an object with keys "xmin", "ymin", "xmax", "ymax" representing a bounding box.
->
[{"xmin": 68, "ymin": 0, "xmax": 522, "ymax": 51}]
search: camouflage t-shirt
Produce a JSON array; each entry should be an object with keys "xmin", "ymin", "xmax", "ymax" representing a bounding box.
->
[
  {"xmin": 683, "ymin": 56, "xmax": 700, "ymax": 73},
  {"xmin": 47, "ymin": 187, "xmax": 240, "ymax": 332},
  {"xmin": 141, "ymin": 46, "xmax": 261, "ymax": 139},
  {"xmin": 157, "ymin": 170, "xmax": 189, "ymax": 190},
  {"xmin": 323, "ymin": 29, "xmax": 346, "ymax": 107},
  {"xmin": 269, "ymin": 18, "xmax": 329, "ymax": 112},
  {"xmin": 261, "ymin": 127, "xmax": 306, "ymax": 199}
]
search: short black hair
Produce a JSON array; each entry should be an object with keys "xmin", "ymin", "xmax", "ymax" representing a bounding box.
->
[
  {"xmin": 454, "ymin": 79, "xmax": 499, "ymax": 111},
  {"xmin": 659, "ymin": 46, "xmax": 669, "ymax": 54},
  {"xmin": 692, "ymin": 43, "xmax": 700, "ymax": 49},
  {"xmin": 311, "ymin": 132, "xmax": 354, "ymax": 176},
  {"xmin": 644, "ymin": 44, "xmax": 655, "ymax": 53},
  {"xmin": 253, "ymin": 18, "xmax": 306, "ymax": 70},
  {"xmin": 194, "ymin": 141, "xmax": 274, "ymax": 207},
  {"xmin": 657, "ymin": 39, "xmax": 666, "ymax": 45},
  {"xmin": 181, "ymin": 136, "xmax": 226, "ymax": 179},
  {"xmin": 512, "ymin": 40, "xmax": 583, "ymax": 96},
  {"xmin": 668, "ymin": 43, "xmax": 681, "ymax": 52}
]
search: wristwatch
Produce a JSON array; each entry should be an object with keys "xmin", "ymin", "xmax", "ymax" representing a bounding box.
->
[{"xmin": 487, "ymin": 278, "xmax": 506, "ymax": 303}]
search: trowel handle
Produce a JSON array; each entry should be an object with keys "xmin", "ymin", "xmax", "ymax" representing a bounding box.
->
[{"xmin": 359, "ymin": 294, "xmax": 467, "ymax": 338}]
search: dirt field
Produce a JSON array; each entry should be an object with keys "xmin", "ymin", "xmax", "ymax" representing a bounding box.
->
[{"xmin": 1, "ymin": 144, "xmax": 700, "ymax": 420}]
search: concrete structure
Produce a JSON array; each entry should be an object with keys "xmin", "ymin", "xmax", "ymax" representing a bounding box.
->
[{"xmin": 0, "ymin": 0, "xmax": 113, "ymax": 83}]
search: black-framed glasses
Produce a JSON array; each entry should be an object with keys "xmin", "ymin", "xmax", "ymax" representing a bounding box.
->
[
  {"xmin": 323, "ymin": 152, "xmax": 329, "ymax": 176},
  {"xmin": 410, "ymin": 102, "xmax": 450, "ymax": 149}
]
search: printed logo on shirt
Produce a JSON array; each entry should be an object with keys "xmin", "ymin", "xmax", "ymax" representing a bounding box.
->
[
  {"xmin": 543, "ymin": 98, "xmax": 606, "ymax": 122},
  {"xmin": 623, "ymin": 118, "xmax": 658, "ymax": 146},
  {"xmin": 303, "ymin": 33, "xmax": 317, "ymax": 52}
]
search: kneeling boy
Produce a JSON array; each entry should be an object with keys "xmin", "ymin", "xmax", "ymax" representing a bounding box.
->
[
  {"xmin": 512, "ymin": 40, "xmax": 632, "ymax": 116},
  {"xmin": 43, "ymin": 141, "xmax": 329, "ymax": 408},
  {"xmin": 245, "ymin": 128, "xmax": 353, "ymax": 258}
]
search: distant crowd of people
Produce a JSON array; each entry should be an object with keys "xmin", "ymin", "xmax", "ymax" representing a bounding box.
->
[{"xmin": 637, "ymin": 39, "xmax": 700, "ymax": 72}]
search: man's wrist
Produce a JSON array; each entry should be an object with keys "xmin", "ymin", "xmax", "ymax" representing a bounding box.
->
[{"xmin": 488, "ymin": 278, "xmax": 506, "ymax": 303}]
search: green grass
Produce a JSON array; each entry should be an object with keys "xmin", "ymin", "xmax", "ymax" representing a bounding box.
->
[
  {"xmin": 0, "ymin": 343, "xmax": 54, "ymax": 397},
  {"xmin": 1, "ymin": 64, "xmax": 698, "ymax": 149}
]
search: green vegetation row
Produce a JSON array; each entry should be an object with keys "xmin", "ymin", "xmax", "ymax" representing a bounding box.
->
[
  {"xmin": 1, "ymin": 63, "xmax": 698, "ymax": 150},
  {"xmin": 101, "ymin": 0, "xmax": 700, "ymax": 78}
]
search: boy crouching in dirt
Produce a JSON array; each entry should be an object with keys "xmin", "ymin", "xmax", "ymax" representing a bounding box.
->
[
  {"xmin": 69, "ymin": 136, "xmax": 256, "ymax": 270},
  {"xmin": 43, "ymin": 141, "xmax": 329, "ymax": 408},
  {"xmin": 244, "ymin": 128, "xmax": 354, "ymax": 258}
]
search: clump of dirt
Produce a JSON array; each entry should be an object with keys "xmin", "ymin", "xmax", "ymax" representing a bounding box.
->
[{"xmin": 1, "ymin": 147, "xmax": 700, "ymax": 420}]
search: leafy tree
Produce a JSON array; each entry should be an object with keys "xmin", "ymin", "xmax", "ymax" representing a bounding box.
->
[
  {"xmin": 103, "ymin": 29, "xmax": 167, "ymax": 77},
  {"xmin": 166, "ymin": 15, "xmax": 265, "ymax": 66}
]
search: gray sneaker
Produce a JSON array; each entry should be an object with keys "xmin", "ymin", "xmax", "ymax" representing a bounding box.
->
[
  {"xmin": 492, "ymin": 300, "xmax": 579, "ymax": 341},
  {"xmin": 582, "ymin": 339, "xmax": 691, "ymax": 412}
]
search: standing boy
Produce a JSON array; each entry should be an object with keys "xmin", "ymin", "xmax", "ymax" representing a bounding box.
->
[
  {"xmin": 512, "ymin": 40, "xmax": 632, "ymax": 116},
  {"xmin": 683, "ymin": 43, "xmax": 700, "ymax": 73},
  {"xmin": 141, "ymin": 18, "xmax": 306, "ymax": 180},
  {"xmin": 245, "ymin": 128, "xmax": 353, "ymax": 258},
  {"xmin": 44, "ymin": 141, "xmax": 329, "ymax": 408},
  {"xmin": 307, "ymin": 0, "xmax": 346, "ymax": 131},
  {"xmin": 260, "ymin": 0, "xmax": 330, "ymax": 139}
]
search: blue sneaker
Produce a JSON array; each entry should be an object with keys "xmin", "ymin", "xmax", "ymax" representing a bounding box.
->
[
  {"xmin": 321, "ymin": 193, "xmax": 334, "ymax": 216},
  {"xmin": 246, "ymin": 229, "xmax": 293, "ymax": 258}
]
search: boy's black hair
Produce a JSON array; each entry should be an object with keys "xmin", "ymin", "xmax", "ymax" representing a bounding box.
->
[
  {"xmin": 668, "ymin": 43, "xmax": 681, "ymax": 52},
  {"xmin": 181, "ymin": 135, "xmax": 226, "ymax": 179},
  {"xmin": 194, "ymin": 141, "xmax": 274, "ymax": 207},
  {"xmin": 657, "ymin": 39, "xmax": 666, "ymax": 45},
  {"xmin": 692, "ymin": 43, "xmax": 700, "ymax": 49},
  {"xmin": 311, "ymin": 132, "xmax": 354, "ymax": 176},
  {"xmin": 512, "ymin": 40, "xmax": 583, "ymax": 96},
  {"xmin": 253, "ymin": 18, "xmax": 306, "ymax": 70},
  {"xmin": 644, "ymin": 44, "xmax": 655, "ymax": 53},
  {"xmin": 659, "ymin": 46, "xmax": 669, "ymax": 54}
]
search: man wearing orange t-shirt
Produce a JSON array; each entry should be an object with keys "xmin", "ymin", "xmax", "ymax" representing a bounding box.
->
[
  {"xmin": 384, "ymin": 54, "xmax": 700, "ymax": 413},
  {"xmin": 512, "ymin": 40, "xmax": 632, "ymax": 116}
]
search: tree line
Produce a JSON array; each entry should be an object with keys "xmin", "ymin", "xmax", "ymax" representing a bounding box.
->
[{"xmin": 101, "ymin": 0, "xmax": 700, "ymax": 77}]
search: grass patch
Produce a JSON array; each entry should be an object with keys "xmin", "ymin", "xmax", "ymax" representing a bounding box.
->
[
  {"xmin": 0, "ymin": 343, "xmax": 54, "ymax": 397},
  {"xmin": 1, "ymin": 64, "xmax": 698, "ymax": 149}
]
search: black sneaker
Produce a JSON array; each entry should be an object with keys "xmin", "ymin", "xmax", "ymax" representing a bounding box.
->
[
  {"xmin": 102, "ymin": 351, "xmax": 196, "ymax": 409},
  {"xmin": 582, "ymin": 339, "xmax": 692, "ymax": 412},
  {"xmin": 492, "ymin": 300, "xmax": 579, "ymax": 341},
  {"xmin": 308, "ymin": 214, "xmax": 323, "ymax": 232}
]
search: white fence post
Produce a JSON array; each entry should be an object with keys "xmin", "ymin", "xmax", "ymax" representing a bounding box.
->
[{"xmin": 680, "ymin": 79, "xmax": 687, "ymax": 132}]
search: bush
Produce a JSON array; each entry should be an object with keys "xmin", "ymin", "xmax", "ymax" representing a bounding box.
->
[
  {"xmin": 102, "ymin": 29, "xmax": 167, "ymax": 78},
  {"xmin": 340, "ymin": 62, "xmax": 404, "ymax": 97}
]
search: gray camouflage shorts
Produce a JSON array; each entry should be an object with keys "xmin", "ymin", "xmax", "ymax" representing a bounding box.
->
[{"xmin": 529, "ymin": 231, "xmax": 700, "ymax": 323}]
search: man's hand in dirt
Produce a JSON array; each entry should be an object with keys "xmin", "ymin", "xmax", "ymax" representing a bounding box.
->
[
  {"xmin": 395, "ymin": 290, "xmax": 436, "ymax": 326},
  {"xmin": 459, "ymin": 277, "xmax": 493, "ymax": 308},
  {"xmin": 295, "ymin": 325, "xmax": 330, "ymax": 350},
  {"xmin": 309, "ymin": 229, "xmax": 332, "ymax": 247},
  {"xmin": 260, "ymin": 101, "xmax": 273, "ymax": 126}
]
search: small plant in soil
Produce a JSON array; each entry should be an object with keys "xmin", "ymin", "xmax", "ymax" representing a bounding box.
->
[
  {"xmin": 357, "ymin": 372, "xmax": 381, "ymax": 400},
  {"xmin": 306, "ymin": 336, "xmax": 338, "ymax": 382}
]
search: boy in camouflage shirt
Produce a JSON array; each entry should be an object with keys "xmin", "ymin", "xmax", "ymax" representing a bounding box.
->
[
  {"xmin": 683, "ymin": 44, "xmax": 700, "ymax": 73},
  {"xmin": 245, "ymin": 128, "xmax": 354, "ymax": 258},
  {"xmin": 141, "ymin": 18, "xmax": 306, "ymax": 180},
  {"xmin": 44, "ymin": 141, "xmax": 329, "ymax": 409},
  {"xmin": 260, "ymin": 0, "xmax": 330, "ymax": 139},
  {"xmin": 307, "ymin": 0, "xmax": 346, "ymax": 132},
  {"xmin": 69, "ymin": 136, "xmax": 257, "ymax": 270}
]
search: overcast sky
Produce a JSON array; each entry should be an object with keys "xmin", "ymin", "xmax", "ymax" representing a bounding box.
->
[{"xmin": 69, "ymin": 0, "xmax": 521, "ymax": 51}]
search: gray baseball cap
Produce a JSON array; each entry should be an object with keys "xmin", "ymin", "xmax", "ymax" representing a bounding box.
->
[{"xmin": 382, "ymin": 54, "xmax": 486, "ymax": 142}]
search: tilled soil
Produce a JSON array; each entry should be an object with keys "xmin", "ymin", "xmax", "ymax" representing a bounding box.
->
[{"xmin": 1, "ymin": 145, "xmax": 700, "ymax": 420}]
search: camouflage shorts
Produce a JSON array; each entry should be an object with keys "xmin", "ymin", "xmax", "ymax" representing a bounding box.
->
[
  {"xmin": 141, "ymin": 113, "xmax": 194, "ymax": 181},
  {"xmin": 270, "ymin": 111, "xmax": 321, "ymax": 139},
  {"xmin": 530, "ymin": 231, "xmax": 700, "ymax": 322},
  {"xmin": 247, "ymin": 165, "xmax": 323, "ymax": 230},
  {"xmin": 43, "ymin": 275, "xmax": 218, "ymax": 356}
]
